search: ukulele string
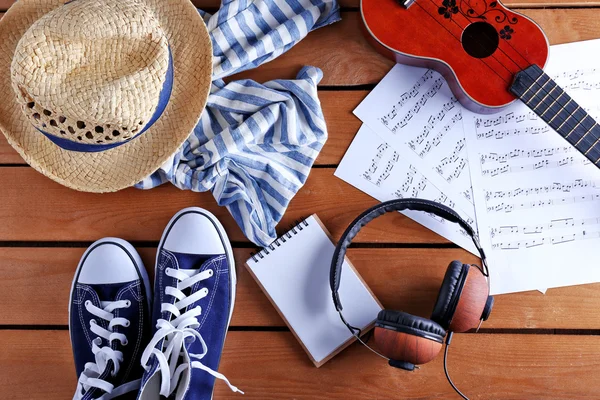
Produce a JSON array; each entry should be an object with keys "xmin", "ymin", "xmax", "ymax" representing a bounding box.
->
[
  {"xmin": 417, "ymin": 0, "xmax": 596, "ymax": 144},
  {"xmin": 413, "ymin": 1, "xmax": 510, "ymax": 83},
  {"xmin": 423, "ymin": 0, "xmax": 521, "ymax": 76}
]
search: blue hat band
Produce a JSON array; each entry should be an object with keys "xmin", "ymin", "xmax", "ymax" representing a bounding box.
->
[{"xmin": 37, "ymin": 47, "xmax": 174, "ymax": 153}]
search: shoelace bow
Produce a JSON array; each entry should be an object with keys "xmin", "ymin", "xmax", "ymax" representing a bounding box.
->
[
  {"xmin": 141, "ymin": 267, "xmax": 243, "ymax": 397},
  {"xmin": 74, "ymin": 299, "xmax": 131, "ymax": 400}
]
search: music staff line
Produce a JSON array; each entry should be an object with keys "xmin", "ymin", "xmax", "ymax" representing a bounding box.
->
[
  {"xmin": 486, "ymin": 193, "xmax": 600, "ymax": 213},
  {"xmin": 362, "ymin": 143, "xmax": 389, "ymax": 183},
  {"xmin": 481, "ymin": 156, "xmax": 589, "ymax": 177},
  {"xmin": 480, "ymin": 146, "xmax": 574, "ymax": 165},
  {"xmin": 485, "ymin": 179, "xmax": 600, "ymax": 201},
  {"xmin": 388, "ymin": 79, "xmax": 448, "ymax": 134},
  {"xmin": 380, "ymin": 70, "xmax": 435, "ymax": 127},
  {"xmin": 490, "ymin": 217, "xmax": 600, "ymax": 237},
  {"xmin": 552, "ymin": 67, "xmax": 598, "ymax": 81},
  {"xmin": 491, "ymin": 229, "xmax": 600, "ymax": 250},
  {"xmin": 409, "ymin": 112, "xmax": 462, "ymax": 158},
  {"xmin": 476, "ymin": 126, "xmax": 551, "ymax": 140}
]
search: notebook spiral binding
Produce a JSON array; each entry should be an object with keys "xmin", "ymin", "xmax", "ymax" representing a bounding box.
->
[{"xmin": 250, "ymin": 218, "xmax": 310, "ymax": 262}]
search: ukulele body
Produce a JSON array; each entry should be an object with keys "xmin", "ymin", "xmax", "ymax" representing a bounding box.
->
[{"xmin": 361, "ymin": 0, "xmax": 549, "ymax": 114}]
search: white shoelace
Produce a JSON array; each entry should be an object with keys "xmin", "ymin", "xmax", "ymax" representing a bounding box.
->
[
  {"xmin": 74, "ymin": 299, "xmax": 131, "ymax": 400},
  {"xmin": 141, "ymin": 267, "xmax": 243, "ymax": 397}
]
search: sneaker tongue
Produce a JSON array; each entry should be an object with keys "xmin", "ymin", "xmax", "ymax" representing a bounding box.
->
[
  {"xmin": 171, "ymin": 252, "xmax": 218, "ymax": 270},
  {"xmin": 89, "ymin": 282, "xmax": 131, "ymax": 302}
]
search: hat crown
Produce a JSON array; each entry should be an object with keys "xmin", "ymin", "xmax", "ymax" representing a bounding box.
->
[{"xmin": 11, "ymin": 0, "xmax": 170, "ymax": 146}]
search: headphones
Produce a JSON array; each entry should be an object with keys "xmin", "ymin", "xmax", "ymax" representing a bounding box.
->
[{"xmin": 329, "ymin": 199, "xmax": 494, "ymax": 398}]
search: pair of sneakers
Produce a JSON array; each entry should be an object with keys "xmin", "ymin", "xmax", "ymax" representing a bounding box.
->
[{"xmin": 69, "ymin": 208, "xmax": 243, "ymax": 399}]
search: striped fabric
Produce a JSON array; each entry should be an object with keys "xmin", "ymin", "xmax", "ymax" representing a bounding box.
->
[{"xmin": 136, "ymin": 0, "xmax": 341, "ymax": 247}]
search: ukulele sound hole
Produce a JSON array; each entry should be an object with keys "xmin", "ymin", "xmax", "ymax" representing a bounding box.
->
[{"xmin": 461, "ymin": 22, "xmax": 499, "ymax": 59}]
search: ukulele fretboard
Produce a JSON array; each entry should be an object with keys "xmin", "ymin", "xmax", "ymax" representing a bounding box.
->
[{"xmin": 510, "ymin": 64, "xmax": 600, "ymax": 167}]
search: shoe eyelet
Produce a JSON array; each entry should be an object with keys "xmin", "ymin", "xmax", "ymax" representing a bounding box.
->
[
  {"xmin": 124, "ymin": 300, "xmax": 131, "ymax": 308},
  {"xmin": 84, "ymin": 300, "xmax": 91, "ymax": 307},
  {"xmin": 89, "ymin": 319, "xmax": 97, "ymax": 326},
  {"xmin": 124, "ymin": 321, "xmax": 130, "ymax": 327},
  {"xmin": 122, "ymin": 339, "xmax": 128, "ymax": 346},
  {"xmin": 208, "ymin": 270, "xmax": 214, "ymax": 277}
]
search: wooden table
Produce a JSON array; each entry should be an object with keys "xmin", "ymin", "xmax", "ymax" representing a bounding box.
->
[{"xmin": 1, "ymin": 0, "xmax": 600, "ymax": 398}]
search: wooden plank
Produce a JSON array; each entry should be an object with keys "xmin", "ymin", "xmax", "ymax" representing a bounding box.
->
[
  {"xmin": 3, "ymin": 10, "xmax": 600, "ymax": 161},
  {"xmin": 229, "ymin": 10, "xmax": 600, "ymax": 84},
  {"xmin": 2, "ymin": 330, "xmax": 600, "ymax": 399},
  {"xmin": 0, "ymin": 167, "xmax": 448, "ymax": 243},
  {"xmin": 3, "ymin": 246, "xmax": 600, "ymax": 329},
  {"xmin": 1, "ymin": 91, "xmax": 365, "ymax": 166},
  {"xmin": 0, "ymin": 10, "xmax": 599, "ymax": 88}
]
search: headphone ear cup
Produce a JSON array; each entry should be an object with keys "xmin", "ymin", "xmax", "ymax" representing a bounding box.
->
[
  {"xmin": 431, "ymin": 260, "xmax": 463, "ymax": 330},
  {"xmin": 374, "ymin": 310, "xmax": 446, "ymax": 368},
  {"xmin": 450, "ymin": 265, "xmax": 490, "ymax": 332},
  {"xmin": 431, "ymin": 261, "xmax": 490, "ymax": 332}
]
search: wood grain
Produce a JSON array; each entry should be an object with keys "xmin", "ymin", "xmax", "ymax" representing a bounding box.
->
[
  {"xmin": 0, "ymin": 10, "xmax": 598, "ymax": 90},
  {"xmin": 3, "ymin": 247, "xmax": 600, "ymax": 329},
  {"xmin": 0, "ymin": 90, "xmax": 366, "ymax": 166},
  {"xmin": 0, "ymin": 167, "xmax": 450, "ymax": 244},
  {"xmin": 2, "ymin": 10, "xmax": 600, "ymax": 162},
  {"xmin": 227, "ymin": 10, "xmax": 600, "ymax": 84},
  {"xmin": 2, "ymin": 330, "xmax": 600, "ymax": 399},
  {"xmin": 373, "ymin": 328, "xmax": 443, "ymax": 364}
]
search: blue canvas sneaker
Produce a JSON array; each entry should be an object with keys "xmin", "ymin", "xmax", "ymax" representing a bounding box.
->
[
  {"xmin": 70, "ymin": 238, "xmax": 152, "ymax": 399},
  {"xmin": 138, "ymin": 208, "xmax": 242, "ymax": 400}
]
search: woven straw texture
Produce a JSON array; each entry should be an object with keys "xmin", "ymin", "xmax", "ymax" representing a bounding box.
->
[{"xmin": 0, "ymin": 0, "xmax": 212, "ymax": 192}]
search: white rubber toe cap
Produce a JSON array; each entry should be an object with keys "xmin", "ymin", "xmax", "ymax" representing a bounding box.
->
[
  {"xmin": 77, "ymin": 238, "xmax": 141, "ymax": 284},
  {"xmin": 162, "ymin": 208, "xmax": 226, "ymax": 255}
]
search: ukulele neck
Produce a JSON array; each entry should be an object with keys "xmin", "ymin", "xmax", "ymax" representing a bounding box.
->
[{"xmin": 510, "ymin": 64, "xmax": 600, "ymax": 167}]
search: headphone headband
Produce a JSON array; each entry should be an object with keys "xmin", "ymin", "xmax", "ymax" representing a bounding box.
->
[{"xmin": 330, "ymin": 199, "xmax": 488, "ymax": 312}]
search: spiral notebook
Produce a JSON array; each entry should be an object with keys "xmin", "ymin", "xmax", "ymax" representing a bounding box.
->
[{"xmin": 245, "ymin": 215, "xmax": 383, "ymax": 367}]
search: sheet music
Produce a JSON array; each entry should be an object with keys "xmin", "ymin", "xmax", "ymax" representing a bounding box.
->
[
  {"xmin": 354, "ymin": 64, "xmax": 475, "ymax": 214},
  {"xmin": 335, "ymin": 124, "xmax": 478, "ymax": 255},
  {"xmin": 464, "ymin": 39, "xmax": 600, "ymax": 294}
]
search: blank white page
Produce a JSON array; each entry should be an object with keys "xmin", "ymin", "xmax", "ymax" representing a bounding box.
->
[{"xmin": 246, "ymin": 215, "xmax": 382, "ymax": 364}]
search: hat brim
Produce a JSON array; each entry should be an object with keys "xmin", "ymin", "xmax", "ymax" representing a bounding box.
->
[{"xmin": 0, "ymin": 0, "xmax": 212, "ymax": 192}]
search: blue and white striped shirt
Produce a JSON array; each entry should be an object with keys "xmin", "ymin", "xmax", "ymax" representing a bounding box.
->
[{"xmin": 136, "ymin": 0, "xmax": 340, "ymax": 247}]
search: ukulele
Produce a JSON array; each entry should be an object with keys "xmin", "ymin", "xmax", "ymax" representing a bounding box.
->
[{"xmin": 361, "ymin": 0, "xmax": 600, "ymax": 167}]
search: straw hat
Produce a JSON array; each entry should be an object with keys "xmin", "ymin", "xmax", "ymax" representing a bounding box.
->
[{"xmin": 0, "ymin": 0, "xmax": 212, "ymax": 192}]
